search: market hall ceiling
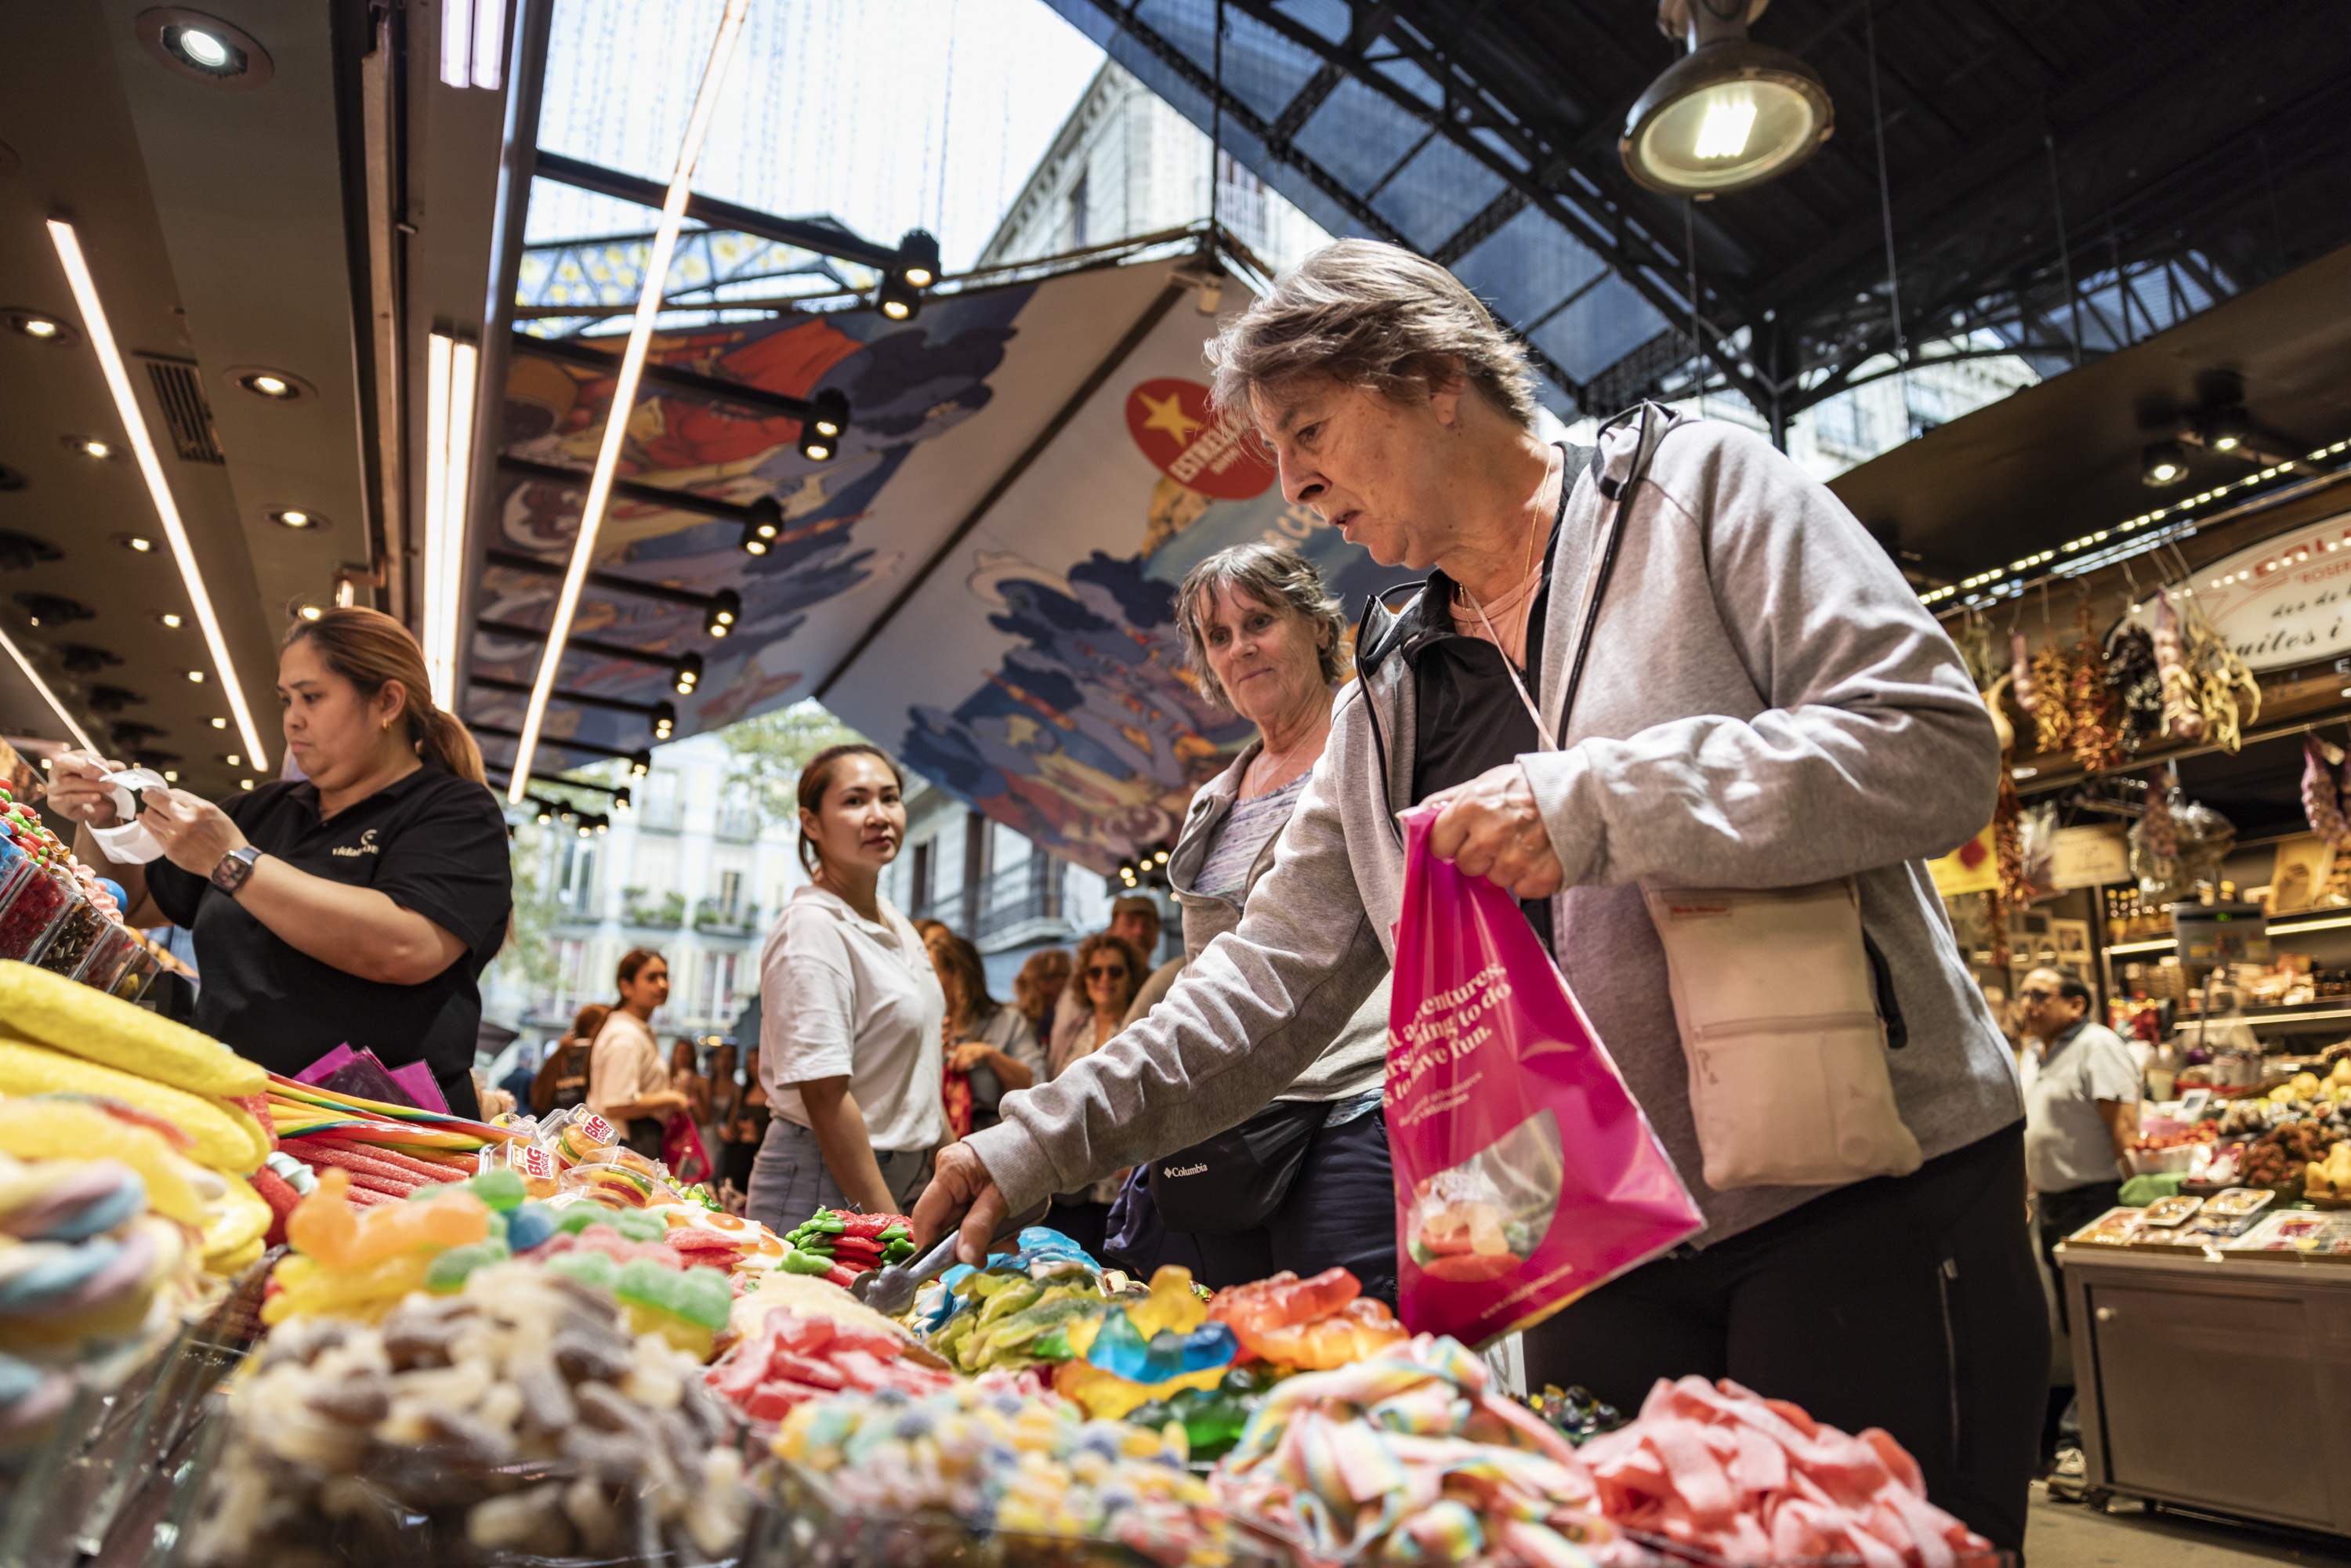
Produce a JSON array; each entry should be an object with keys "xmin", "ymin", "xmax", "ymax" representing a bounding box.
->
[
  {"xmin": 0, "ymin": 2, "xmax": 386, "ymax": 795},
  {"xmin": 1041, "ymin": 0, "xmax": 2351, "ymax": 425}
]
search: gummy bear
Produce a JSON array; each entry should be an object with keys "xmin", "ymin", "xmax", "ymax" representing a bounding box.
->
[
  {"xmin": 1127, "ymin": 1265, "xmax": 1210, "ymax": 1338},
  {"xmin": 1082, "ymin": 1309, "xmax": 1237, "ymax": 1384}
]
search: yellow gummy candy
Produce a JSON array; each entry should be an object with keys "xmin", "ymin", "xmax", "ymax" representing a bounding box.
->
[
  {"xmin": 200, "ymin": 1172, "xmax": 273, "ymax": 1264},
  {"xmin": 0, "ymin": 1100, "xmax": 204, "ymax": 1226},
  {"xmin": 1130, "ymin": 1265, "xmax": 1207, "ymax": 1338},
  {"xmin": 0, "ymin": 1037, "xmax": 261, "ymax": 1171},
  {"xmin": 261, "ymin": 1250, "xmax": 433, "ymax": 1325},
  {"xmin": 0, "ymin": 960, "xmax": 266, "ymax": 1096}
]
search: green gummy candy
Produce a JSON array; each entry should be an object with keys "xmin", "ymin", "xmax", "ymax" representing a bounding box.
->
[
  {"xmin": 613, "ymin": 1258, "xmax": 730, "ymax": 1330},
  {"xmin": 425, "ymin": 1240, "xmax": 509, "ymax": 1293},
  {"xmin": 543, "ymin": 1250, "xmax": 621, "ymax": 1291},
  {"xmin": 608, "ymin": 1208, "xmax": 664, "ymax": 1242},
  {"xmin": 556, "ymin": 1208, "xmax": 607, "ymax": 1235},
  {"xmin": 780, "ymin": 1248, "xmax": 834, "ymax": 1276},
  {"xmin": 468, "ymin": 1168, "xmax": 527, "ymax": 1211}
]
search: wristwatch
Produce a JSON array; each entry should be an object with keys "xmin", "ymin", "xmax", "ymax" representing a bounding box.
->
[{"xmin": 210, "ymin": 846, "xmax": 261, "ymax": 895}]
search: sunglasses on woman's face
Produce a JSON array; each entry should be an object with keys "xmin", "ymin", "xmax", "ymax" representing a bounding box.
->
[{"xmin": 1087, "ymin": 964, "xmax": 1127, "ymax": 980}]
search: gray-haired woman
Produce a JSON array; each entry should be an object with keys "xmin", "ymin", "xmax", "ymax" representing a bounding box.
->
[
  {"xmin": 1121, "ymin": 542, "xmax": 1393, "ymax": 1297},
  {"xmin": 919, "ymin": 239, "xmax": 2042, "ymax": 1551}
]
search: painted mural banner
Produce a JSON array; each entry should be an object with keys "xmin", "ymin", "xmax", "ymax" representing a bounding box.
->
[
  {"xmin": 2140, "ymin": 509, "xmax": 2351, "ymax": 673},
  {"xmin": 469, "ymin": 255, "xmax": 1391, "ymax": 874}
]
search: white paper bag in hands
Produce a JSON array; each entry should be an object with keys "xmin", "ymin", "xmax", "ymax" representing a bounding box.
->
[{"xmin": 87, "ymin": 769, "xmax": 170, "ymax": 864}]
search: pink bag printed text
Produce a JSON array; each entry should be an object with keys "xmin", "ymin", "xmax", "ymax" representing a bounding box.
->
[{"xmin": 1389, "ymin": 807, "xmax": 1703, "ymax": 1346}]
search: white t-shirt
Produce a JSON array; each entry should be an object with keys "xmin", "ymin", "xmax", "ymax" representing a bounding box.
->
[
  {"xmin": 2022, "ymin": 1020, "xmax": 2142, "ymax": 1194},
  {"xmin": 586, "ymin": 1009, "xmax": 667, "ymax": 1124},
  {"xmin": 758, "ymin": 885, "xmax": 947, "ymax": 1153}
]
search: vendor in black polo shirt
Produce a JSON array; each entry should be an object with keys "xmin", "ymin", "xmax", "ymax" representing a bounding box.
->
[{"xmin": 50, "ymin": 607, "xmax": 513, "ymax": 1117}]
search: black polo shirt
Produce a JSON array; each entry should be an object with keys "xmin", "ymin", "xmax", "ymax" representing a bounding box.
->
[{"xmin": 147, "ymin": 765, "xmax": 513, "ymax": 1081}]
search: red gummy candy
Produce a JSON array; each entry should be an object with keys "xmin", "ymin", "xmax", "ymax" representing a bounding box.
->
[{"xmin": 538, "ymin": 1227, "xmax": 681, "ymax": 1269}]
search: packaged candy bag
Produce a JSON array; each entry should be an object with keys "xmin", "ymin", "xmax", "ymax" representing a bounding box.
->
[{"xmin": 1388, "ymin": 807, "xmax": 1702, "ymax": 1346}]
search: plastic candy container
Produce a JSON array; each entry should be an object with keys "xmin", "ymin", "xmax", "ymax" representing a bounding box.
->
[
  {"xmin": 542, "ymin": 1106, "xmax": 619, "ymax": 1164},
  {"xmin": 1215, "ymin": 1334, "xmax": 1616, "ymax": 1566},
  {"xmin": 1205, "ymin": 1267, "xmax": 1407, "ymax": 1370},
  {"xmin": 1052, "ymin": 1266, "xmax": 1236, "ymax": 1421},
  {"xmin": 30, "ymin": 889, "xmax": 103, "ymax": 976},
  {"xmin": 69, "ymin": 918, "xmax": 141, "ymax": 994},
  {"xmin": 186, "ymin": 1262, "xmax": 752, "ymax": 1566},
  {"xmin": 772, "ymin": 1376, "xmax": 1252, "ymax": 1565},
  {"xmin": 0, "ymin": 869, "xmax": 71, "ymax": 965},
  {"xmin": 557, "ymin": 1157, "xmax": 662, "ymax": 1208},
  {"xmin": 708, "ymin": 1307, "xmax": 955, "ymax": 1423}
]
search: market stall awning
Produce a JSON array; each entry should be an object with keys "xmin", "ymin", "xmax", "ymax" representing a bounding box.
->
[{"xmin": 466, "ymin": 250, "xmax": 1397, "ymax": 872}]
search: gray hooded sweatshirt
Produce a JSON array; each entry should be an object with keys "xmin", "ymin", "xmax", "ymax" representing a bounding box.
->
[{"xmin": 968, "ymin": 412, "xmax": 2023, "ymax": 1247}]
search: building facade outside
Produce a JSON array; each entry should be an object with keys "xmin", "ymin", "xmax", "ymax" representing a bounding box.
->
[{"xmin": 482, "ymin": 730, "xmax": 802, "ymax": 1058}]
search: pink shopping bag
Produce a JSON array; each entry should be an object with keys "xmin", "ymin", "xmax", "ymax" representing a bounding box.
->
[{"xmin": 1389, "ymin": 806, "xmax": 1703, "ymax": 1345}]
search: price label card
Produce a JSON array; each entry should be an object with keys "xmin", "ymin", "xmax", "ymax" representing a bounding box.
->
[{"xmin": 2177, "ymin": 1088, "xmax": 2212, "ymax": 1121}]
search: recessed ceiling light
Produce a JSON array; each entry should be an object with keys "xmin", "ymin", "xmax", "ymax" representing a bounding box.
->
[
  {"xmin": 270, "ymin": 508, "xmax": 321, "ymax": 530},
  {"xmin": 155, "ymin": 611, "xmax": 184, "ymax": 629},
  {"xmin": 118, "ymin": 534, "xmax": 157, "ymax": 553},
  {"xmin": 67, "ymin": 436, "xmax": 115, "ymax": 461},
  {"xmin": 5, "ymin": 311, "xmax": 73, "ymax": 344},
  {"xmin": 233, "ymin": 368, "xmax": 308, "ymax": 401},
  {"xmin": 142, "ymin": 13, "xmax": 273, "ymax": 88},
  {"xmin": 186, "ymin": 669, "xmax": 205, "ymax": 683},
  {"xmin": 296, "ymin": 603, "xmax": 323, "ymax": 622},
  {"xmin": 223, "ymin": 753, "xmax": 241, "ymax": 767},
  {"xmin": 209, "ymin": 717, "xmax": 226, "ymax": 730},
  {"xmin": 162, "ymin": 770, "xmax": 179, "ymax": 783},
  {"xmin": 240, "ymin": 778, "xmax": 254, "ymax": 791}
]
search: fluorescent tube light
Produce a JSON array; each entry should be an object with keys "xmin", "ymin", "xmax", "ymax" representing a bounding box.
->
[
  {"xmin": 47, "ymin": 219, "xmax": 269, "ymax": 770},
  {"xmin": 471, "ymin": 0, "xmax": 505, "ymax": 89},
  {"xmin": 0, "ymin": 621, "xmax": 96, "ymax": 753},
  {"xmin": 422, "ymin": 333, "xmax": 479, "ymax": 707},
  {"xmin": 505, "ymin": 0, "xmax": 750, "ymax": 802},
  {"xmin": 440, "ymin": 0, "xmax": 472, "ymax": 87}
]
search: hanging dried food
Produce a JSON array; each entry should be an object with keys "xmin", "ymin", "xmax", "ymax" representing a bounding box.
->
[
  {"xmin": 2028, "ymin": 642, "xmax": 2074, "ymax": 755},
  {"xmin": 2154, "ymin": 596, "xmax": 2204, "ymax": 743},
  {"xmin": 2066, "ymin": 604, "xmax": 2123, "ymax": 772},
  {"xmin": 2180, "ymin": 599, "xmax": 2260, "ymax": 753},
  {"xmin": 1981, "ymin": 672, "xmax": 2016, "ymax": 756},
  {"xmin": 2306, "ymin": 735, "xmax": 2351, "ymax": 850},
  {"xmin": 2103, "ymin": 623, "xmax": 2163, "ymax": 756},
  {"xmin": 1985, "ymin": 773, "xmax": 2023, "ymax": 968},
  {"xmin": 2132, "ymin": 776, "xmax": 2184, "ymax": 903}
]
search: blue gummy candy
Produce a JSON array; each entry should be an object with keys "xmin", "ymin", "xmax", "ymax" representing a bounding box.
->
[
  {"xmin": 505, "ymin": 1201, "xmax": 556, "ymax": 1253},
  {"xmin": 1084, "ymin": 1310, "xmax": 1237, "ymax": 1384}
]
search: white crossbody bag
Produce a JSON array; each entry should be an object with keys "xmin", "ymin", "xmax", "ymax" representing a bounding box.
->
[{"xmin": 1470, "ymin": 406, "xmax": 1922, "ymax": 1191}]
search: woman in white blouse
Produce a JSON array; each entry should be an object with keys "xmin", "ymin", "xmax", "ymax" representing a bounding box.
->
[{"xmin": 747, "ymin": 744, "xmax": 946, "ymax": 1229}]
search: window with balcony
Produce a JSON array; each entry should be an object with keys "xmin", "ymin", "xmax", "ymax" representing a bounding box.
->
[
  {"xmin": 640, "ymin": 770, "xmax": 683, "ymax": 831},
  {"xmin": 555, "ymin": 838, "xmax": 600, "ymax": 921}
]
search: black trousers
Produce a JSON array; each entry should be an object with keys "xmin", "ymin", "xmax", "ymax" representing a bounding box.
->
[
  {"xmin": 1524, "ymin": 1122, "xmax": 2046, "ymax": 1555},
  {"xmin": 2035, "ymin": 1179, "xmax": 2121, "ymax": 1336}
]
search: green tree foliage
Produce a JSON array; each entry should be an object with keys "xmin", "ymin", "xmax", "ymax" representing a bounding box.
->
[{"xmin": 719, "ymin": 700, "xmax": 867, "ymax": 823}]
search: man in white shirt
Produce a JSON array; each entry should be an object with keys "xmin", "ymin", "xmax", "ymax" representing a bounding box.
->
[{"xmin": 2018, "ymin": 965, "xmax": 2140, "ymax": 1490}]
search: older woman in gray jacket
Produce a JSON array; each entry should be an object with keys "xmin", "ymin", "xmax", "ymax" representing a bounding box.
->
[
  {"xmin": 1130, "ymin": 543, "xmax": 1393, "ymax": 1297},
  {"xmin": 918, "ymin": 240, "xmax": 2042, "ymax": 1552}
]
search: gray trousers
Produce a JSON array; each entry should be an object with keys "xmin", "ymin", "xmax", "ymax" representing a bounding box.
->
[{"xmin": 744, "ymin": 1115, "xmax": 932, "ymax": 1232}]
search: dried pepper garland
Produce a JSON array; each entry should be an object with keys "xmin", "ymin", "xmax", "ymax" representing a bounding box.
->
[
  {"xmin": 2066, "ymin": 605, "xmax": 2123, "ymax": 771},
  {"xmin": 2027, "ymin": 643, "xmax": 2074, "ymax": 755}
]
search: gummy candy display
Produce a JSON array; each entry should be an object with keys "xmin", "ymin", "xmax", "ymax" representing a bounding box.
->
[
  {"xmin": 929, "ymin": 1244, "xmax": 1113, "ymax": 1376},
  {"xmin": 187, "ymin": 1262, "xmax": 752, "ymax": 1566},
  {"xmin": 1205, "ymin": 1266, "xmax": 1407, "ymax": 1370},
  {"xmin": 1052, "ymin": 1266, "xmax": 1235, "ymax": 1421},
  {"xmin": 708, "ymin": 1308, "xmax": 956, "ymax": 1423},
  {"xmin": 1124, "ymin": 1364, "xmax": 1281, "ymax": 1463},
  {"xmin": 0, "ymin": 1150, "xmax": 201, "ymax": 1449},
  {"xmin": 1215, "ymin": 1334, "xmax": 1617, "ymax": 1566},
  {"xmin": 770, "ymin": 1375, "xmax": 1259, "ymax": 1567},
  {"xmin": 777, "ymin": 1207, "xmax": 918, "ymax": 1288}
]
